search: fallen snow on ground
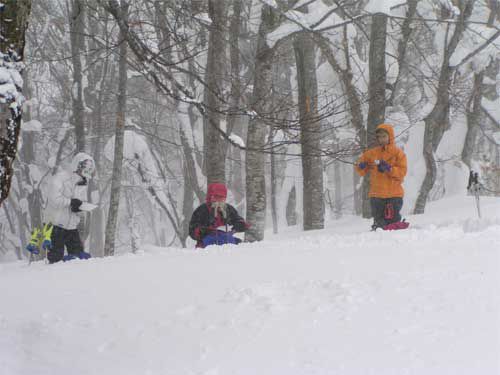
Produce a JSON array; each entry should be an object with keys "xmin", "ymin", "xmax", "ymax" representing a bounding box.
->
[{"xmin": 1, "ymin": 195, "xmax": 499, "ymax": 375}]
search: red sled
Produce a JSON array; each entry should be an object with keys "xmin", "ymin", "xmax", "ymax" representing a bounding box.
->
[{"xmin": 383, "ymin": 221, "xmax": 410, "ymax": 231}]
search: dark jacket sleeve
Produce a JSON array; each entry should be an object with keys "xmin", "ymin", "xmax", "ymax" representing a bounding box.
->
[
  {"xmin": 189, "ymin": 205, "xmax": 207, "ymax": 240},
  {"xmin": 226, "ymin": 204, "xmax": 247, "ymax": 232}
]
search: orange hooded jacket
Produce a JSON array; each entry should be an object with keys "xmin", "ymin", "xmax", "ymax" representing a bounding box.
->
[{"xmin": 355, "ymin": 124, "xmax": 407, "ymax": 198}]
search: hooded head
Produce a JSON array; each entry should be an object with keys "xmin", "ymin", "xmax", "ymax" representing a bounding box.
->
[
  {"xmin": 206, "ymin": 183, "xmax": 227, "ymax": 204},
  {"xmin": 72, "ymin": 152, "xmax": 96, "ymax": 179},
  {"xmin": 375, "ymin": 123, "xmax": 395, "ymax": 146}
]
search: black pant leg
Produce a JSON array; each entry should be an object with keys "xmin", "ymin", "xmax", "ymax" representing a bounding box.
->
[
  {"xmin": 48, "ymin": 226, "xmax": 65, "ymax": 264},
  {"xmin": 388, "ymin": 197, "xmax": 403, "ymax": 223},
  {"xmin": 66, "ymin": 229, "xmax": 84, "ymax": 256},
  {"xmin": 370, "ymin": 198, "xmax": 387, "ymax": 227}
]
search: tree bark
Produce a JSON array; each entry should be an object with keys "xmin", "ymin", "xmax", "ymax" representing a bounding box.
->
[
  {"xmin": 226, "ymin": 0, "xmax": 242, "ymax": 146},
  {"xmin": 414, "ymin": 1, "xmax": 475, "ymax": 214},
  {"xmin": 462, "ymin": 72, "xmax": 484, "ymax": 168},
  {"xmin": 0, "ymin": 0, "xmax": 31, "ymax": 207},
  {"xmin": 334, "ymin": 159, "xmax": 342, "ymax": 219},
  {"xmin": 364, "ymin": 13, "xmax": 388, "ymax": 217},
  {"xmin": 245, "ymin": 5, "xmax": 277, "ymax": 242},
  {"xmin": 313, "ymin": 28, "xmax": 365, "ymax": 216},
  {"xmin": 269, "ymin": 130, "xmax": 278, "ymax": 234},
  {"xmin": 87, "ymin": 6, "xmax": 112, "ymax": 258},
  {"xmin": 203, "ymin": 0, "xmax": 227, "ymax": 184},
  {"xmin": 286, "ymin": 185, "xmax": 297, "ymax": 226},
  {"xmin": 294, "ymin": 31, "xmax": 324, "ymax": 230},
  {"xmin": 104, "ymin": 1, "xmax": 128, "ymax": 256},
  {"xmin": 19, "ymin": 81, "xmax": 43, "ymax": 230},
  {"xmin": 226, "ymin": 0, "xmax": 245, "ymax": 207},
  {"xmin": 388, "ymin": 0, "xmax": 419, "ymax": 107},
  {"xmin": 70, "ymin": 0, "xmax": 86, "ymax": 153}
]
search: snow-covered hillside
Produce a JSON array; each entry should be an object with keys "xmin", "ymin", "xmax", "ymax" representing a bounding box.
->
[{"xmin": 1, "ymin": 195, "xmax": 499, "ymax": 375}]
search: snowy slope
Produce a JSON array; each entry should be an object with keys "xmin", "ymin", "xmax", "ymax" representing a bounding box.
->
[{"xmin": 1, "ymin": 195, "xmax": 499, "ymax": 375}]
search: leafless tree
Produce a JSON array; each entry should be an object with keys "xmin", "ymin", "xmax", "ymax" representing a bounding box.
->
[{"xmin": 0, "ymin": 0, "xmax": 32, "ymax": 207}]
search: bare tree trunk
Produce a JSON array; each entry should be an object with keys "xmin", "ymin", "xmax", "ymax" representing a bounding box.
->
[
  {"xmin": 414, "ymin": 1, "xmax": 475, "ymax": 214},
  {"xmin": 4, "ymin": 199, "xmax": 22, "ymax": 260},
  {"xmin": 226, "ymin": 0, "xmax": 245, "ymax": 207},
  {"xmin": 178, "ymin": 126, "xmax": 197, "ymax": 247},
  {"xmin": 104, "ymin": 1, "xmax": 128, "ymax": 256},
  {"xmin": 487, "ymin": 0, "xmax": 498, "ymax": 25},
  {"xmin": 286, "ymin": 185, "xmax": 297, "ymax": 226},
  {"xmin": 226, "ymin": 0, "xmax": 242, "ymax": 144},
  {"xmin": 294, "ymin": 31, "xmax": 324, "ymax": 230},
  {"xmin": 462, "ymin": 72, "xmax": 484, "ymax": 168},
  {"xmin": 245, "ymin": 5, "xmax": 276, "ymax": 242},
  {"xmin": 87, "ymin": 4, "xmax": 112, "ymax": 256},
  {"xmin": 19, "ymin": 81, "xmax": 43, "ymax": 230},
  {"xmin": 314, "ymin": 29, "xmax": 364, "ymax": 216},
  {"xmin": 203, "ymin": 0, "xmax": 227, "ymax": 184},
  {"xmin": 463, "ymin": 0, "xmax": 497, "ymax": 168},
  {"xmin": 388, "ymin": 0, "xmax": 419, "ymax": 107},
  {"xmin": 70, "ymin": 0, "xmax": 86, "ymax": 153},
  {"xmin": 364, "ymin": 13, "xmax": 388, "ymax": 217},
  {"xmin": 269, "ymin": 130, "xmax": 278, "ymax": 234},
  {"xmin": 334, "ymin": 160, "xmax": 342, "ymax": 219},
  {"xmin": 0, "ymin": 0, "xmax": 31, "ymax": 207},
  {"xmin": 353, "ymin": 168, "xmax": 362, "ymax": 215},
  {"xmin": 180, "ymin": 157, "xmax": 194, "ymax": 248}
]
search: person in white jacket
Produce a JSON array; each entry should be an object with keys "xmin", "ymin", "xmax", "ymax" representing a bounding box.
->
[{"xmin": 45, "ymin": 152, "xmax": 95, "ymax": 263}]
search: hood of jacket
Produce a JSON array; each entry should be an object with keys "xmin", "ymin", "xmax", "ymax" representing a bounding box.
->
[
  {"xmin": 376, "ymin": 123, "xmax": 395, "ymax": 146},
  {"xmin": 71, "ymin": 152, "xmax": 95, "ymax": 178}
]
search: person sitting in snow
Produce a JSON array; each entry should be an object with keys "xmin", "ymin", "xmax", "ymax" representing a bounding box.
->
[
  {"xmin": 355, "ymin": 123, "xmax": 409, "ymax": 231},
  {"xmin": 189, "ymin": 183, "xmax": 249, "ymax": 248},
  {"xmin": 41, "ymin": 152, "xmax": 96, "ymax": 263}
]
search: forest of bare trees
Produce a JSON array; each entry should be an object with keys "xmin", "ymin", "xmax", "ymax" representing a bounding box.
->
[{"xmin": 1, "ymin": 0, "xmax": 500, "ymax": 259}]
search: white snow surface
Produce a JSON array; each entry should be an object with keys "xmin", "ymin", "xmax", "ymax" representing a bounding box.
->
[{"xmin": 1, "ymin": 195, "xmax": 499, "ymax": 375}]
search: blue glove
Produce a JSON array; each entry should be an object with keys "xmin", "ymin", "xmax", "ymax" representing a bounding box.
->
[
  {"xmin": 26, "ymin": 227, "xmax": 42, "ymax": 254},
  {"xmin": 41, "ymin": 223, "xmax": 53, "ymax": 250},
  {"xmin": 63, "ymin": 254, "xmax": 77, "ymax": 262},
  {"xmin": 26, "ymin": 243, "xmax": 40, "ymax": 255},
  {"xmin": 41, "ymin": 240, "xmax": 52, "ymax": 251},
  {"xmin": 378, "ymin": 160, "xmax": 391, "ymax": 173},
  {"xmin": 78, "ymin": 251, "xmax": 91, "ymax": 259},
  {"xmin": 358, "ymin": 162, "xmax": 367, "ymax": 170}
]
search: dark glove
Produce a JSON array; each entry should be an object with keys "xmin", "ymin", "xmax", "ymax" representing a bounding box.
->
[
  {"xmin": 232, "ymin": 221, "xmax": 250, "ymax": 233},
  {"xmin": 194, "ymin": 226, "xmax": 210, "ymax": 240},
  {"xmin": 70, "ymin": 198, "xmax": 83, "ymax": 212},
  {"xmin": 358, "ymin": 162, "xmax": 367, "ymax": 170},
  {"xmin": 76, "ymin": 177, "xmax": 88, "ymax": 186},
  {"xmin": 377, "ymin": 160, "xmax": 391, "ymax": 173}
]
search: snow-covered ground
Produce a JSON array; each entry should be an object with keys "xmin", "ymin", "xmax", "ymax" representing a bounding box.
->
[{"xmin": 1, "ymin": 195, "xmax": 499, "ymax": 375}]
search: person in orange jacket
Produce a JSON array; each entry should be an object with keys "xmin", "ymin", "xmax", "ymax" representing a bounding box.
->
[{"xmin": 355, "ymin": 123, "xmax": 409, "ymax": 230}]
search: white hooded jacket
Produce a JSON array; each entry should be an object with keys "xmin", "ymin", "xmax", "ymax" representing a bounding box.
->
[{"xmin": 44, "ymin": 153, "xmax": 95, "ymax": 230}]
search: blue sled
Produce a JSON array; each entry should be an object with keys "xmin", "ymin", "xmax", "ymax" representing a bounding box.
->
[{"xmin": 202, "ymin": 230, "xmax": 242, "ymax": 247}]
